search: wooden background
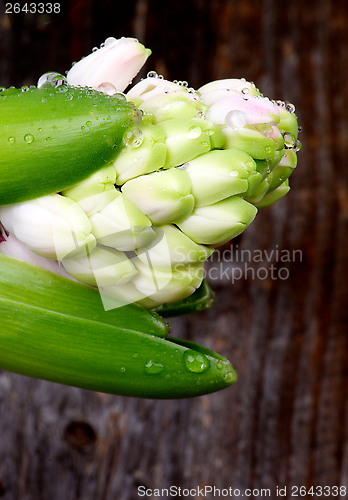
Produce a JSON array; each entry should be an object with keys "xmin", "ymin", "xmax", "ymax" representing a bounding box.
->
[{"xmin": 0, "ymin": 0, "xmax": 348, "ymax": 498}]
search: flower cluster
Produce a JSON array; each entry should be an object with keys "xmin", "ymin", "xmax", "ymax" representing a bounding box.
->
[{"xmin": 0, "ymin": 37, "xmax": 300, "ymax": 310}]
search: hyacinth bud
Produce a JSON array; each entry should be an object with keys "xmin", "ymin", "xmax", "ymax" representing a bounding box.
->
[
  {"xmin": 246, "ymin": 174, "xmax": 273, "ymax": 204},
  {"xmin": 113, "ymin": 124, "xmax": 167, "ymax": 184},
  {"xmin": 87, "ymin": 190, "xmax": 156, "ymax": 251},
  {"xmin": 136, "ymin": 225, "xmax": 214, "ymax": 271},
  {"xmin": 255, "ymin": 179, "xmax": 290, "ymax": 209},
  {"xmin": 61, "ymin": 245, "xmax": 137, "ymax": 287},
  {"xmin": 276, "ymin": 103, "xmax": 299, "ymax": 138},
  {"xmin": 128, "ymin": 76, "xmax": 199, "ymax": 105},
  {"xmin": 183, "ymin": 149, "xmax": 261, "ymax": 206},
  {"xmin": 159, "ymin": 119, "xmax": 211, "ymax": 167},
  {"xmin": 122, "ymin": 168, "xmax": 194, "ymax": 225},
  {"xmin": 198, "ymin": 78, "xmax": 261, "ymax": 105},
  {"xmin": 0, "ymin": 195, "xmax": 96, "ymax": 260},
  {"xmin": 222, "ymin": 125, "xmax": 280, "ymax": 160},
  {"xmin": 131, "ymin": 257, "xmax": 204, "ymax": 305},
  {"xmin": 67, "ymin": 37, "xmax": 151, "ymax": 92},
  {"xmin": 267, "ymin": 149, "xmax": 297, "ymax": 192},
  {"xmin": 62, "ymin": 166, "xmax": 117, "ymax": 216},
  {"xmin": 206, "ymin": 95, "xmax": 280, "ymax": 128},
  {"xmin": 178, "ymin": 196, "xmax": 258, "ymax": 246}
]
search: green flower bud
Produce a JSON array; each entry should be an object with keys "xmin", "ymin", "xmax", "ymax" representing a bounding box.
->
[
  {"xmin": 159, "ymin": 119, "xmax": 211, "ymax": 167},
  {"xmin": 278, "ymin": 106, "xmax": 299, "ymax": 138},
  {"xmin": 136, "ymin": 225, "xmax": 214, "ymax": 271},
  {"xmin": 246, "ymin": 174, "xmax": 273, "ymax": 203},
  {"xmin": 62, "ymin": 245, "xmax": 137, "ymax": 287},
  {"xmin": 88, "ymin": 190, "xmax": 156, "ymax": 251},
  {"xmin": 222, "ymin": 125, "xmax": 277, "ymax": 160},
  {"xmin": 0, "ymin": 194, "xmax": 96, "ymax": 260},
  {"xmin": 184, "ymin": 149, "xmax": 259, "ymax": 206},
  {"xmin": 62, "ymin": 166, "xmax": 117, "ymax": 215},
  {"xmin": 267, "ymin": 149, "xmax": 297, "ymax": 192},
  {"xmin": 188, "ymin": 118, "xmax": 225, "ymax": 149},
  {"xmin": 177, "ymin": 196, "xmax": 258, "ymax": 246},
  {"xmin": 113, "ymin": 124, "xmax": 167, "ymax": 184},
  {"xmin": 254, "ymin": 150, "xmax": 285, "ymax": 181},
  {"xmin": 142, "ymin": 94, "xmax": 207, "ymax": 123},
  {"xmin": 122, "ymin": 168, "xmax": 194, "ymax": 225},
  {"xmin": 255, "ymin": 179, "xmax": 290, "ymax": 209}
]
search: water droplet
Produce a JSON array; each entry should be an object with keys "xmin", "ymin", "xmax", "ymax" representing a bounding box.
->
[
  {"xmin": 104, "ymin": 37, "xmax": 115, "ymax": 46},
  {"xmin": 298, "ymin": 126, "xmax": 302, "ymax": 133},
  {"xmin": 196, "ymin": 110, "xmax": 205, "ymax": 119},
  {"xmin": 38, "ymin": 128, "xmax": 43, "ymax": 133},
  {"xmin": 217, "ymin": 362, "xmax": 224, "ymax": 370},
  {"xmin": 120, "ymin": 366, "xmax": 126, "ymax": 372},
  {"xmin": 285, "ymin": 101, "xmax": 295, "ymax": 113},
  {"xmin": 188, "ymin": 125, "xmax": 201, "ymax": 139},
  {"xmin": 92, "ymin": 47, "xmax": 98, "ymax": 52},
  {"xmin": 275, "ymin": 99, "xmax": 286, "ymax": 107},
  {"xmin": 183, "ymin": 350, "xmax": 210, "ymax": 373},
  {"xmin": 123, "ymin": 129, "xmax": 143, "ymax": 148},
  {"xmin": 42, "ymin": 99, "xmax": 47, "ymax": 103},
  {"xmin": 283, "ymin": 132, "xmax": 296, "ymax": 149},
  {"xmin": 100, "ymin": 42, "xmax": 105, "ymax": 48},
  {"xmin": 81, "ymin": 126, "xmax": 85, "ymax": 130},
  {"xmin": 8, "ymin": 137, "xmax": 15, "ymax": 144},
  {"xmin": 37, "ymin": 72, "xmax": 67, "ymax": 89},
  {"xmin": 224, "ymin": 372, "xmax": 235, "ymax": 384},
  {"xmin": 293, "ymin": 139, "xmax": 302, "ymax": 152},
  {"xmin": 68, "ymin": 118, "xmax": 72, "ymax": 123},
  {"xmin": 46, "ymin": 137, "xmax": 51, "ymax": 142},
  {"xmin": 241, "ymin": 87, "xmax": 249, "ymax": 95},
  {"xmin": 86, "ymin": 120, "xmax": 92, "ymax": 126},
  {"xmin": 97, "ymin": 82, "xmax": 117, "ymax": 96},
  {"xmin": 66, "ymin": 95, "xmax": 73, "ymax": 101},
  {"xmin": 52, "ymin": 125, "xmax": 57, "ymax": 130},
  {"xmin": 24, "ymin": 134, "xmax": 34, "ymax": 143},
  {"xmin": 229, "ymin": 170, "xmax": 240, "ymax": 177},
  {"xmin": 225, "ymin": 110, "xmax": 248, "ymax": 130},
  {"xmin": 144, "ymin": 360, "xmax": 165, "ymax": 375},
  {"xmin": 21, "ymin": 85, "xmax": 29, "ymax": 92},
  {"xmin": 147, "ymin": 71, "xmax": 158, "ymax": 78}
]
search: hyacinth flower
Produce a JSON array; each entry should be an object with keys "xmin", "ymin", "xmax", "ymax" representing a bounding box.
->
[{"xmin": 0, "ymin": 36, "xmax": 301, "ymax": 399}]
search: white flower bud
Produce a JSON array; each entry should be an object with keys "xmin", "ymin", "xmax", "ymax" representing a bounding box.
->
[
  {"xmin": 0, "ymin": 194, "xmax": 96, "ymax": 260},
  {"xmin": 62, "ymin": 245, "xmax": 137, "ymax": 287}
]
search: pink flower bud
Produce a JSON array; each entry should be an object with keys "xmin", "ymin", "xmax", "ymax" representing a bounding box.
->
[{"xmin": 67, "ymin": 37, "xmax": 151, "ymax": 92}]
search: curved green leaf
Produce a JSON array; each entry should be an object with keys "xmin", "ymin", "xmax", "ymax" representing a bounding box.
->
[{"xmin": 0, "ymin": 86, "xmax": 140, "ymax": 205}]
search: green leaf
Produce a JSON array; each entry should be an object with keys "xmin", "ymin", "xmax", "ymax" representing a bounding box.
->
[
  {"xmin": 0, "ymin": 255, "xmax": 236, "ymax": 398},
  {"xmin": 0, "ymin": 86, "xmax": 140, "ymax": 205}
]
